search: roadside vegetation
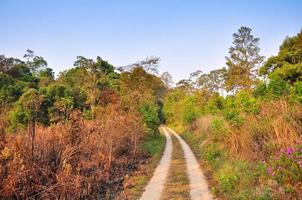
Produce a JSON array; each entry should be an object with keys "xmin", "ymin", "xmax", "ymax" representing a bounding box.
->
[
  {"xmin": 119, "ymin": 134, "xmax": 166, "ymax": 200},
  {"xmin": 163, "ymin": 27, "xmax": 302, "ymax": 199},
  {"xmin": 0, "ymin": 52, "xmax": 170, "ymax": 199}
]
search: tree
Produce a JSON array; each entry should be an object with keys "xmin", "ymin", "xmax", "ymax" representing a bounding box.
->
[
  {"xmin": 0, "ymin": 73, "xmax": 21, "ymax": 106},
  {"xmin": 38, "ymin": 67, "xmax": 55, "ymax": 87},
  {"xmin": 0, "ymin": 55, "xmax": 22, "ymax": 73},
  {"xmin": 225, "ymin": 27, "xmax": 264, "ymax": 92},
  {"xmin": 17, "ymin": 89, "xmax": 44, "ymax": 159},
  {"xmin": 24, "ymin": 49, "xmax": 47, "ymax": 74},
  {"xmin": 119, "ymin": 67, "xmax": 165, "ymax": 134},
  {"xmin": 160, "ymin": 71, "xmax": 173, "ymax": 88},
  {"xmin": 260, "ymin": 30, "xmax": 302, "ymax": 83},
  {"xmin": 73, "ymin": 56, "xmax": 115, "ymax": 118},
  {"xmin": 197, "ymin": 68, "xmax": 227, "ymax": 93},
  {"xmin": 118, "ymin": 56, "xmax": 160, "ymax": 74}
]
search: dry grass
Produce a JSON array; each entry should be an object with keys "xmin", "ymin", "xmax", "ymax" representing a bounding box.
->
[
  {"xmin": 118, "ymin": 131, "xmax": 166, "ymax": 200},
  {"xmin": 160, "ymin": 136, "xmax": 190, "ymax": 200},
  {"xmin": 190, "ymin": 115, "xmax": 214, "ymax": 133},
  {"xmin": 227, "ymin": 99, "xmax": 302, "ymax": 160},
  {"xmin": 0, "ymin": 104, "xmax": 146, "ymax": 199}
]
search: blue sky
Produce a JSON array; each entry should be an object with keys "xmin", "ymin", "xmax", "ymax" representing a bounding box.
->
[{"xmin": 0, "ymin": 0, "xmax": 301, "ymax": 81}]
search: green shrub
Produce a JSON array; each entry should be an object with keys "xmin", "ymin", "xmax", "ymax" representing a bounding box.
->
[
  {"xmin": 205, "ymin": 95, "xmax": 225, "ymax": 114},
  {"xmin": 183, "ymin": 108, "xmax": 198, "ymax": 124},
  {"xmin": 293, "ymin": 81, "xmax": 302, "ymax": 104},
  {"xmin": 265, "ymin": 146, "xmax": 302, "ymax": 196},
  {"xmin": 267, "ymin": 76, "xmax": 290, "ymax": 97},
  {"xmin": 218, "ymin": 171, "xmax": 239, "ymax": 193},
  {"xmin": 223, "ymin": 108, "xmax": 244, "ymax": 126},
  {"xmin": 204, "ymin": 143, "xmax": 225, "ymax": 169},
  {"xmin": 142, "ymin": 134, "xmax": 165, "ymax": 156},
  {"xmin": 235, "ymin": 91, "xmax": 260, "ymax": 114},
  {"xmin": 82, "ymin": 108, "xmax": 92, "ymax": 120},
  {"xmin": 254, "ymin": 82, "xmax": 268, "ymax": 98},
  {"xmin": 139, "ymin": 102, "xmax": 160, "ymax": 135}
]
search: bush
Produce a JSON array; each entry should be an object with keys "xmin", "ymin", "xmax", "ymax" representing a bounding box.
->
[
  {"xmin": 210, "ymin": 118, "xmax": 229, "ymax": 141},
  {"xmin": 253, "ymin": 82, "xmax": 268, "ymax": 98},
  {"xmin": 217, "ymin": 169, "xmax": 239, "ymax": 193},
  {"xmin": 293, "ymin": 81, "xmax": 302, "ymax": 104},
  {"xmin": 139, "ymin": 102, "xmax": 160, "ymax": 135},
  {"xmin": 267, "ymin": 76, "xmax": 290, "ymax": 97},
  {"xmin": 265, "ymin": 146, "xmax": 302, "ymax": 198},
  {"xmin": 205, "ymin": 95, "xmax": 225, "ymax": 114},
  {"xmin": 183, "ymin": 107, "xmax": 199, "ymax": 124},
  {"xmin": 235, "ymin": 91, "xmax": 260, "ymax": 114},
  {"xmin": 204, "ymin": 143, "xmax": 225, "ymax": 169},
  {"xmin": 223, "ymin": 108, "xmax": 244, "ymax": 126}
]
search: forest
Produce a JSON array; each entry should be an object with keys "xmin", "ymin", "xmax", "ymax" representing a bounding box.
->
[{"xmin": 0, "ymin": 26, "xmax": 302, "ymax": 200}]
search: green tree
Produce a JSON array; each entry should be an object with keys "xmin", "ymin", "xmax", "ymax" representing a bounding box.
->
[
  {"xmin": 16, "ymin": 89, "xmax": 44, "ymax": 158},
  {"xmin": 73, "ymin": 56, "xmax": 115, "ymax": 118},
  {"xmin": 225, "ymin": 27, "xmax": 264, "ymax": 92},
  {"xmin": 260, "ymin": 30, "xmax": 302, "ymax": 83},
  {"xmin": 23, "ymin": 49, "xmax": 48, "ymax": 74},
  {"xmin": 38, "ymin": 67, "xmax": 55, "ymax": 87},
  {"xmin": 119, "ymin": 67, "xmax": 165, "ymax": 134}
]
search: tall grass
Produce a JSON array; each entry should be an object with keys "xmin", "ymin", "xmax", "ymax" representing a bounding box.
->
[{"xmin": 181, "ymin": 99, "xmax": 302, "ymax": 199}]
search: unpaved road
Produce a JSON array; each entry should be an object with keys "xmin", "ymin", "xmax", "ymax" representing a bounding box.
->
[
  {"xmin": 139, "ymin": 127, "xmax": 173, "ymax": 200},
  {"xmin": 140, "ymin": 126, "xmax": 213, "ymax": 200},
  {"xmin": 166, "ymin": 126, "xmax": 213, "ymax": 200}
]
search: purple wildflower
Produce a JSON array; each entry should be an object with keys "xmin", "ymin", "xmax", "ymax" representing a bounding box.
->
[
  {"xmin": 267, "ymin": 167, "xmax": 273, "ymax": 175},
  {"xmin": 286, "ymin": 147, "xmax": 294, "ymax": 156}
]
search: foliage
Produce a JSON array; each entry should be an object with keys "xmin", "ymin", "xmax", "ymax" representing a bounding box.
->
[
  {"xmin": 264, "ymin": 146, "xmax": 302, "ymax": 198},
  {"xmin": 225, "ymin": 26, "xmax": 264, "ymax": 92},
  {"xmin": 260, "ymin": 30, "xmax": 302, "ymax": 83},
  {"xmin": 0, "ymin": 50, "xmax": 166, "ymax": 198},
  {"xmin": 163, "ymin": 28, "xmax": 302, "ymax": 200},
  {"xmin": 139, "ymin": 102, "xmax": 160, "ymax": 135}
]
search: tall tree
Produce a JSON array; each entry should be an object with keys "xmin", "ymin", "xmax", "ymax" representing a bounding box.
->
[
  {"xmin": 118, "ymin": 56, "xmax": 160, "ymax": 74},
  {"xmin": 73, "ymin": 56, "xmax": 115, "ymax": 118},
  {"xmin": 225, "ymin": 27, "xmax": 264, "ymax": 92},
  {"xmin": 23, "ymin": 49, "xmax": 47, "ymax": 74}
]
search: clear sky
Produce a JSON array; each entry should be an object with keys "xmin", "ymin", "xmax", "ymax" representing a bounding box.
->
[{"xmin": 1, "ymin": 0, "xmax": 301, "ymax": 82}]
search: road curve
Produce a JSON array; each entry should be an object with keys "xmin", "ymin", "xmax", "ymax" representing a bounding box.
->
[
  {"xmin": 165, "ymin": 126, "xmax": 213, "ymax": 200},
  {"xmin": 139, "ymin": 127, "xmax": 173, "ymax": 200}
]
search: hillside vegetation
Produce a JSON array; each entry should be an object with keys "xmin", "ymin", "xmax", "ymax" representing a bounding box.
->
[
  {"xmin": 163, "ymin": 27, "xmax": 302, "ymax": 199},
  {"xmin": 0, "ymin": 53, "xmax": 168, "ymax": 199}
]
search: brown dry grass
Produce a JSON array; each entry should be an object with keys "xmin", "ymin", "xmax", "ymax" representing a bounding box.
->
[
  {"xmin": 0, "ymin": 103, "xmax": 146, "ymax": 199},
  {"xmin": 227, "ymin": 99, "xmax": 302, "ymax": 161},
  {"xmin": 117, "ymin": 127, "xmax": 166, "ymax": 200}
]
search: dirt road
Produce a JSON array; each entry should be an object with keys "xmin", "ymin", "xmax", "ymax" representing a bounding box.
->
[{"xmin": 140, "ymin": 126, "xmax": 213, "ymax": 200}]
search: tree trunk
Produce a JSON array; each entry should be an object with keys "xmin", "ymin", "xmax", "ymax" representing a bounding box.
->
[{"xmin": 28, "ymin": 120, "xmax": 36, "ymax": 162}]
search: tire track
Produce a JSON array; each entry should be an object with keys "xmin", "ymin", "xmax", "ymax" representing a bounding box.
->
[
  {"xmin": 139, "ymin": 127, "xmax": 173, "ymax": 200},
  {"xmin": 165, "ymin": 126, "xmax": 213, "ymax": 200}
]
